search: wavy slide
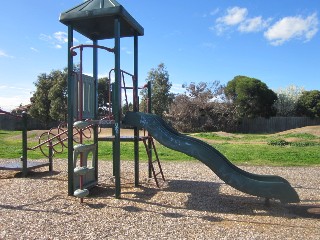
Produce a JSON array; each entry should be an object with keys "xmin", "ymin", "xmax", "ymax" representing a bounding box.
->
[{"xmin": 123, "ymin": 112, "xmax": 299, "ymax": 204}]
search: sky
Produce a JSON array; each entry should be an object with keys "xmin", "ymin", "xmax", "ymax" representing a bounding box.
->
[{"xmin": 0, "ymin": 0, "xmax": 319, "ymax": 111}]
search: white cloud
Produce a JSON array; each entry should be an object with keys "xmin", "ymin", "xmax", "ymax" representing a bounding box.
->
[
  {"xmin": 0, "ymin": 50, "xmax": 14, "ymax": 58},
  {"xmin": 30, "ymin": 47, "xmax": 39, "ymax": 52},
  {"xmin": 239, "ymin": 16, "xmax": 272, "ymax": 32},
  {"xmin": 54, "ymin": 31, "xmax": 68, "ymax": 44},
  {"xmin": 0, "ymin": 86, "xmax": 32, "ymax": 111},
  {"xmin": 214, "ymin": 7, "xmax": 248, "ymax": 35},
  {"xmin": 210, "ymin": 8, "xmax": 220, "ymax": 16},
  {"xmin": 212, "ymin": 7, "xmax": 319, "ymax": 46},
  {"xmin": 217, "ymin": 7, "xmax": 248, "ymax": 26},
  {"xmin": 264, "ymin": 13, "xmax": 318, "ymax": 46},
  {"xmin": 121, "ymin": 47, "xmax": 132, "ymax": 55},
  {"xmin": 40, "ymin": 31, "xmax": 78, "ymax": 49}
]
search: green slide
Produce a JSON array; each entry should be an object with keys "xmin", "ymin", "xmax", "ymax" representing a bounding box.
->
[{"xmin": 123, "ymin": 112, "xmax": 300, "ymax": 204}]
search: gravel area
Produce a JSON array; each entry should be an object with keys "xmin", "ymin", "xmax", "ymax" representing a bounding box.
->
[{"xmin": 0, "ymin": 159, "xmax": 319, "ymax": 239}]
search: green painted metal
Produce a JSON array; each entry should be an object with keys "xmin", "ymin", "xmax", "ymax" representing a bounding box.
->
[
  {"xmin": 133, "ymin": 34, "xmax": 139, "ymax": 187},
  {"xmin": 113, "ymin": 18, "xmax": 121, "ymax": 198},
  {"xmin": 21, "ymin": 112, "xmax": 28, "ymax": 177},
  {"xmin": 67, "ymin": 26, "xmax": 74, "ymax": 196},
  {"xmin": 147, "ymin": 81, "xmax": 152, "ymax": 178},
  {"xmin": 61, "ymin": 0, "xmax": 144, "ymax": 199},
  {"xmin": 93, "ymin": 39, "xmax": 99, "ymax": 183},
  {"xmin": 123, "ymin": 112, "xmax": 300, "ymax": 204},
  {"xmin": 59, "ymin": 0, "xmax": 144, "ymax": 40},
  {"xmin": 48, "ymin": 141, "xmax": 53, "ymax": 172}
]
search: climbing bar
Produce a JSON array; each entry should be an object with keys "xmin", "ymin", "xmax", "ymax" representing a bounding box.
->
[{"xmin": 73, "ymin": 119, "xmax": 114, "ymax": 128}]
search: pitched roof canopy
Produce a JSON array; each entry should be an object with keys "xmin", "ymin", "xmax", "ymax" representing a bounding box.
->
[{"xmin": 59, "ymin": 0, "xmax": 144, "ymax": 40}]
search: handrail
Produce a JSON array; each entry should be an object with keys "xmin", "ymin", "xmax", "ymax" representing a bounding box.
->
[{"xmin": 70, "ymin": 44, "xmax": 114, "ymax": 54}]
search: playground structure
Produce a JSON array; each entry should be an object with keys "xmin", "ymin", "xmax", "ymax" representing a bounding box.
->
[
  {"xmin": 0, "ymin": 0, "xmax": 300, "ymax": 204},
  {"xmin": 0, "ymin": 110, "xmax": 53, "ymax": 176},
  {"xmin": 57, "ymin": 0, "xmax": 299, "ymax": 203}
]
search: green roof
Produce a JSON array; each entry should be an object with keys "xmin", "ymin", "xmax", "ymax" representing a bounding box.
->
[{"xmin": 59, "ymin": 0, "xmax": 144, "ymax": 40}]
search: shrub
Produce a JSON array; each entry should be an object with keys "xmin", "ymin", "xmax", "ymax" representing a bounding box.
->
[{"xmin": 267, "ymin": 139, "xmax": 289, "ymax": 146}]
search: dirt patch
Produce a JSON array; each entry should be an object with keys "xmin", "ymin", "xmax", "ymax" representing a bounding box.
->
[{"xmin": 276, "ymin": 125, "xmax": 320, "ymax": 136}]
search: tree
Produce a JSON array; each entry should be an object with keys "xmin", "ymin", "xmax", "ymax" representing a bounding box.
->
[
  {"xmin": 140, "ymin": 63, "xmax": 174, "ymax": 117},
  {"xmin": 274, "ymin": 85, "xmax": 305, "ymax": 116},
  {"xmin": 166, "ymin": 81, "xmax": 238, "ymax": 132},
  {"xmin": 98, "ymin": 77, "xmax": 110, "ymax": 108},
  {"xmin": 48, "ymin": 68, "xmax": 68, "ymax": 121},
  {"xmin": 295, "ymin": 90, "xmax": 320, "ymax": 117},
  {"xmin": 98, "ymin": 77, "xmax": 111, "ymax": 116},
  {"xmin": 29, "ymin": 67, "xmax": 110, "ymax": 124},
  {"xmin": 225, "ymin": 75, "xmax": 277, "ymax": 118},
  {"xmin": 29, "ymin": 72, "xmax": 56, "ymax": 125}
]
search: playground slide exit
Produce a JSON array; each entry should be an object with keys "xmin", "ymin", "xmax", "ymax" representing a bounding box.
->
[{"xmin": 123, "ymin": 112, "xmax": 300, "ymax": 204}]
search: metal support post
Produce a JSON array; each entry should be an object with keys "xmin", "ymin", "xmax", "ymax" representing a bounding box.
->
[
  {"xmin": 21, "ymin": 111, "xmax": 28, "ymax": 177},
  {"xmin": 113, "ymin": 18, "xmax": 121, "ymax": 198},
  {"xmin": 67, "ymin": 26, "xmax": 74, "ymax": 196},
  {"xmin": 147, "ymin": 81, "xmax": 152, "ymax": 178},
  {"xmin": 93, "ymin": 39, "xmax": 99, "ymax": 181},
  {"xmin": 133, "ymin": 34, "xmax": 139, "ymax": 187},
  {"xmin": 48, "ymin": 141, "xmax": 53, "ymax": 172}
]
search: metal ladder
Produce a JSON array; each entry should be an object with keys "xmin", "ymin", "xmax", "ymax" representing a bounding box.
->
[{"xmin": 142, "ymin": 136, "xmax": 165, "ymax": 187}]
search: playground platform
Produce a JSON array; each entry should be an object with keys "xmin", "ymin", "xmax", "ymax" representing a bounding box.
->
[{"xmin": 0, "ymin": 160, "xmax": 51, "ymax": 176}]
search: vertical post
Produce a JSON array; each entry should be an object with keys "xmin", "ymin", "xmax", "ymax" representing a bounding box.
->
[
  {"xmin": 93, "ymin": 39, "xmax": 99, "ymax": 182},
  {"xmin": 133, "ymin": 34, "xmax": 139, "ymax": 187},
  {"xmin": 21, "ymin": 111, "xmax": 28, "ymax": 177},
  {"xmin": 147, "ymin": 81, "xmax": 152, "ymax": 178},
  {"xmin": 113, "ymin": 18, "xmax": 121, "ymax": 198},
  {"xmin": 48, "ymin": 141, "xmax": 53, "ymax": 172},
  {"xmin": 67, "ymin": 26, "xmax": 74, "ymax": 196},
  {"xmin": 147, "ymin": 81, "xmax": 152, "ymax": 114}
]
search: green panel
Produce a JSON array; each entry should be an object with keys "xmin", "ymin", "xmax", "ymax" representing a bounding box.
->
[{"xmin": 73, "ymin": 73, "xmax": 95, "ymax": 119}]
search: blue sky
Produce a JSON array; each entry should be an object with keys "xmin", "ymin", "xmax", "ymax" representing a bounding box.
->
[{"xmin": 0, "ymin": 0, "xmax": 319, "ymax": 111}]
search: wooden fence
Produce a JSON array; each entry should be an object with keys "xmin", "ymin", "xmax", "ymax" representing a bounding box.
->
[
  {"xmin": 0, "ymin": 114, "xmax": 58, "ymax": 131},
  {"xmin": 236, "ymin": 117, "xmax": 320, "ymax": 133}
]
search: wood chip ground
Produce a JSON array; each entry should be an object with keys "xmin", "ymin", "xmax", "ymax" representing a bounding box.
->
[{"xmin": 0, "ymin": 159, "xmax": 319, "ymax": 239}]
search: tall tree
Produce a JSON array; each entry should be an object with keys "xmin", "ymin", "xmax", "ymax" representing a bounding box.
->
[
  {"xmin": 30, "ymin": 67, "xmax": 110, "ymax": 124},
  {"xmin": 274, "ymin": 85, "xmax": 305, "ymax": 116},
  {"xmin": 29, "ymin": 73, "xmax": 56, "ymax": 125},
  {"xmin": 140, "ymin": 63, "xmax": 174, "ymax": 117},
  {"xmin": 48, "ymin": 68, "xmax": 68, "ymax": 121},
  {"xmin": 295, "ymin": 90, "xmax": 320, "ymax": 117},
  {"xmin": 225, "ymin": 75, "xmax": 277, "ymax": 118}
]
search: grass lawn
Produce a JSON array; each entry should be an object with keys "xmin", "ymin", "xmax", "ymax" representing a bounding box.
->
[{"xmin": 0, "ymin": 128, "xmax": 319, "ymax": 166}]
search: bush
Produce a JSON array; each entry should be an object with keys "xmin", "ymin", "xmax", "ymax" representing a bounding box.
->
[{"xmin": 267, "ymin": 139, "xmax": 289, "ymax": 146}]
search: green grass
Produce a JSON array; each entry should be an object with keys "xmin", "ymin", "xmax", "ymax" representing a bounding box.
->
[{"xmin": 0, "ymin": 130, "xmax": 319, "ymax": 166}]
